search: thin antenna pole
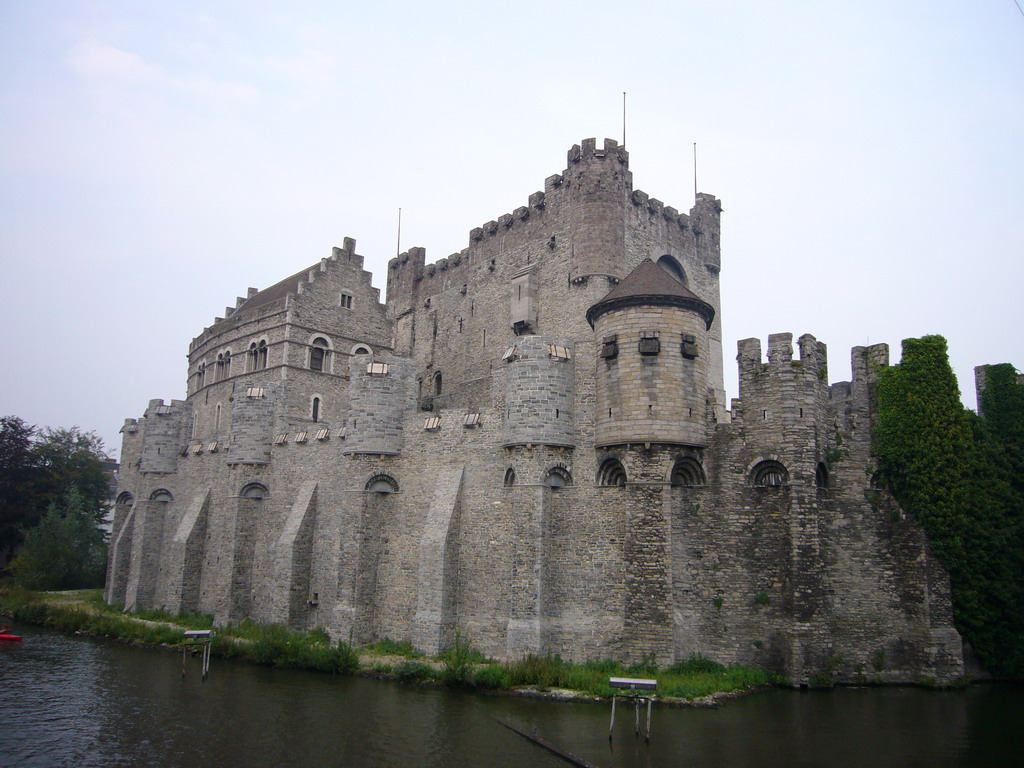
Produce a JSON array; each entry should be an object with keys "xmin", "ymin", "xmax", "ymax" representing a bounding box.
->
[
  {"xmin": 622, "ymin": 91, "xmax": 627, "ymax": 147},
  {"xmin": 693, "ymin": 142, "xmax": 698, "ymax": 200},
  {"xmin": 396, "ymin": 207, "xmax": 402, "ymax": 257}
]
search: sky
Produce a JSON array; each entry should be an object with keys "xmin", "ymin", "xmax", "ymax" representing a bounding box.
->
[{"xmin": 2, "ymin": 0, "xmax": 1022, "ymax": 459}]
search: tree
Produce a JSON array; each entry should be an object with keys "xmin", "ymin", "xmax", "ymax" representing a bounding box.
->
[
  {"xmin": 30, "ymin": 426, "xmax": 110, "ymax": 525},
  {"xmin": 6, "ymin": 490, "xmax": 108, "ymax": 590},
  {"xmin": 0, "ymin": 416, "xmax": 38, "ymax": 565},
  {"xmin": 1, "ymin": 417, "xmax": 110, "ymax": 567}
]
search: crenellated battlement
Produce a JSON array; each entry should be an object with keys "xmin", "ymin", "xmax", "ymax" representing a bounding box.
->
[
  {"xmin": 567, "ymin": 137, "xmax": 629, "ymax": 167},
  {"xmin": 738, "ymin": 332, "xmax": 828, "ymax": 384}
]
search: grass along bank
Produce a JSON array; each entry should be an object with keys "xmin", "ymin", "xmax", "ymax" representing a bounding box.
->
[{"xmin": 0, "ymin": 587, "xmax": 780, "ymax": 702}]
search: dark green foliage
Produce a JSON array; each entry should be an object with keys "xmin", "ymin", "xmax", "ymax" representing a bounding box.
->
[
  {"xmin": 439, "ymin": 631, "xmax": 480, "ymax": 686},
  {"xmin": 7, "ymin": 491, "xmax": 107, "ymax": 590},
  {"xmin": 875, "ymin": 338, "xmax": 1024, "ymax": 678},
  {"xmin": 1, "ymin": 418, "xmax": 110, "ymax": 566},
  {"xmin": 395, "ymin": 661, "xmax": 437, "ymax": 683}
]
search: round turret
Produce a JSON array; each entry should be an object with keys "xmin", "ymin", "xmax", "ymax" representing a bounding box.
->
[
  {"xmin": 586, "ymin": 259, "xmax": 715, "ymax": 448},
  {"xmin": 503, "ymin": 335, "xmax": 575, "ymax": 448}
]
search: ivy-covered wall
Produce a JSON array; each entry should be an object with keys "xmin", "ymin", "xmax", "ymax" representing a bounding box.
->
[{"xmin": 875, "ymin": 336, "xmax": 1024, "ymax": 678}]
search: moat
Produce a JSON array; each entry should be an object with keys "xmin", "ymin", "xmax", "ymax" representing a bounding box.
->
[{"xmin": 2, "ymin": 621, "xmax": 1021, "ymax": 767}]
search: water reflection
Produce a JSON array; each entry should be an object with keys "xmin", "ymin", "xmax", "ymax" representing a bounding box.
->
[{"xmin": 1, "ymin": 620, "xmax": 1021, "ymax": 767}]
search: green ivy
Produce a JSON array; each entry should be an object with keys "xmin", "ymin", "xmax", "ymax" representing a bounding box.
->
[{"xmin": 874, "ymin": 337, "xmax": 1024, "ymax": 678}]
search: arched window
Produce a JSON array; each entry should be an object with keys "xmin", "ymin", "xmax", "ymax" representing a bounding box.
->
[
  {"xmin": 196, "ymin": 362, "xmax": 206, "ymax": 389},
  {"xmin": 115, "ymin": 491, "xmax": 134, "ymax": 508},
  {"xmin": 671, "ymin": 457, "xmax": 706, "ymax": 487},
  {"xmin": 248, "ymin": 340, "xmax": 267, "ymax": 372},
  {"xmin": 311, "ymin": 397, "xmax": 321, "ymax": 423},
  {"xmin": 657, "ymin": 255, "xmax": 687, "ymax": 286},
  {"xmin": 433, "ymin": 371, "xmax": 443, "ymax": 396},
  {"xmin": 597, "ymin": 457, "xmax": 627, "ymax": 487},
  {"xmin": 816, "ymin": 462, "xmax": 830, "ymax": 490},
  {"xmin": 543, "ymin": 466, "xmax": 572, "ymax": 489},
  {"xmin": 310, "ymin": 337, "xmax": 330, "ymax": 372},
  {"xmin": 352, "ymin": 345, "xmax": 372, "ymax": 356},
  {"xmin": 215, "ymin": 353, "xmax": 224, "ymax": 381},
  {"xmin": 504, "ymin": 467, "xmax": 516, "ymax": 487},
  {"xmin": 751, "ymin": 460, "xmax": 788, "ymax": 488},
  {"xmin": 240, "ymin": 483, "xmax": 268, "ymax": 500},
  {"xmin": 223, "ymin": 350, "xmax": 231, "ymax": 379},
  {"xmin": 150, "ymin": 489, "xmax": 173, "ymax": 503},
  {"xmin": 365, "ymin": 473, "xmax": 399, "ymax": 494}
]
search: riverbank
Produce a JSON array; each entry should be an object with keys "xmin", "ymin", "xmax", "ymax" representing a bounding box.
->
[{"xmin": 0, "ymin": 587, "xmax": 778, "ymax": 705}]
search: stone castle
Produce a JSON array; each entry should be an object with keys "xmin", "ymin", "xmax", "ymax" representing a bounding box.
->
[{"xmin": 106, "ymin": 138, "xmax": 964, "ymax": 684}]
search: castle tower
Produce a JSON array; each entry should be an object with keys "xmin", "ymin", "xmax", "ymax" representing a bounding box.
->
[
  {"xmin": 139, "ymin": 399, "xmax": 185, "ymax": 474},
  {"xmin": 586, "ymin": 259, "xmax": 715, "ymax": 447},
  {"xmin": 564, "ymin": 138, "xmax": 632, "ymax": 284},
  {"xmin": 501, "ymin": 335, "xmax": 575, "ymax": 448},
  {"xmin": 227, "ymin": 381, "xmax": 277, "ymax": 464},
  {"xmin": 344, "ymin": 354, "xmax": 415, "ymax": 455}
]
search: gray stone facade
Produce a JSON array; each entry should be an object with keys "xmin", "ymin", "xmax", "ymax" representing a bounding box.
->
[{"xmin": 107, "ymin": 138, "xmax": 963, "ymax": 685}]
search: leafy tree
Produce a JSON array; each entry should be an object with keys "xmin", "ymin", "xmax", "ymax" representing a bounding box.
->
[
  {"xmin": 29, "ymin": 426, "xmax": 110, "ymax": 525},
  {"xmin": 7, "ymin": 490, "xmax": 108, "ymax": 590},
  {"xmin": 1, "ymin": 417, "xmax": 110, "ymax": 567},
  {"xmin": 0, "ymin": 416, "xmax": 38, "ymax": 564}
]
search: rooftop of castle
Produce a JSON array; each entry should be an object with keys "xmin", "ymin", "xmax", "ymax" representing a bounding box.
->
[{"xmin": 586, "ymin": 259, "xmax": 716, "ymax": 330}]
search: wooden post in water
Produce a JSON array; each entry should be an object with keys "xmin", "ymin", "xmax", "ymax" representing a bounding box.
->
[
  {"xmin": 182, "ymin": 630, "xmax": 213, "ymax": 681},
  {"xmin": 609, "ymin": 677, "xmax": 656, "ymax": 742}
]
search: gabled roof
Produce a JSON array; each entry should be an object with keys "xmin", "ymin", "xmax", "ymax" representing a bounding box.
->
[
  {"xmin": 232, "ymin": 265, "xmax": 314, "ymax": 317},
  {"xmin": 586, "ymin": 259, "xmax": 715, "ymax": 329}
]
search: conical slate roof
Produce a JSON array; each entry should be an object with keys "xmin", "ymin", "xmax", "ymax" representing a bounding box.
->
[{"xmin": 586, "ymin": 259, "xmax": 715, "ymax": 329}]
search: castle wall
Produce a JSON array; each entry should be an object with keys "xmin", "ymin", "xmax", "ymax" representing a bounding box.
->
[{"xmin": 108, "ymin": 139, "xmax": 964, "ymax": 685}]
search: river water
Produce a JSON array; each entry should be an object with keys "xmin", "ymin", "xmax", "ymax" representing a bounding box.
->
[{"xmin": 2, "ymin": 620, "xmax": 1022, "ymax": 767}]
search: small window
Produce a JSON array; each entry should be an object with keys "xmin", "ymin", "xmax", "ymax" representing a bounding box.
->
[
  {"xmin": 752, "ymin": 460, "xmax": 788, "ymax": 488},
  {"xmin": 816, "ymin": 462, "xmax": 830, "ymax": 490},
  {"xmin": 310, "ymin": 337, "xmax": 330, "ymax": 372},
  {"xmin": 241, "ymin": 483, "xmax": 268, "ymax": 500},
  {"xmin": 311, "ymin": 397, "xmax": 321, "ymax": 423},
  {"xmin": 433, "ymin": 371, "xmax": 443, "ymax": 395},
  {"xmin": 597, "ymin": 458, "xmax": 627, "ymax": 487},
  {"xmin": 504, "ymin": 467, "xmax": 516, "ymax": 487},
  {"xmin": 671, "ymin": 457, "xmax": 706, "ymax": 487},
  {"xmin": 543, "ymin": 466, "xmax": 572, "ymax": 489},
  {"xmin": 150, "ymin": 489, "xmax": 173, "ymax": 503},
  {"xmin": 352, "ymin": 345, "xmax": 371, "ymax": 356},
  {"xmin": 365, "ymin": 473, "xmax": 399, "ymax": 494},
  {"xmin": 340, "ymin": 293, "xmax": 353, "ymax": 309}
]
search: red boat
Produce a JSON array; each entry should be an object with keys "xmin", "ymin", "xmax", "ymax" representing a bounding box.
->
[{"xmin": 0, "ymin": 631, "xmax": 22, "ymax": 642}]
